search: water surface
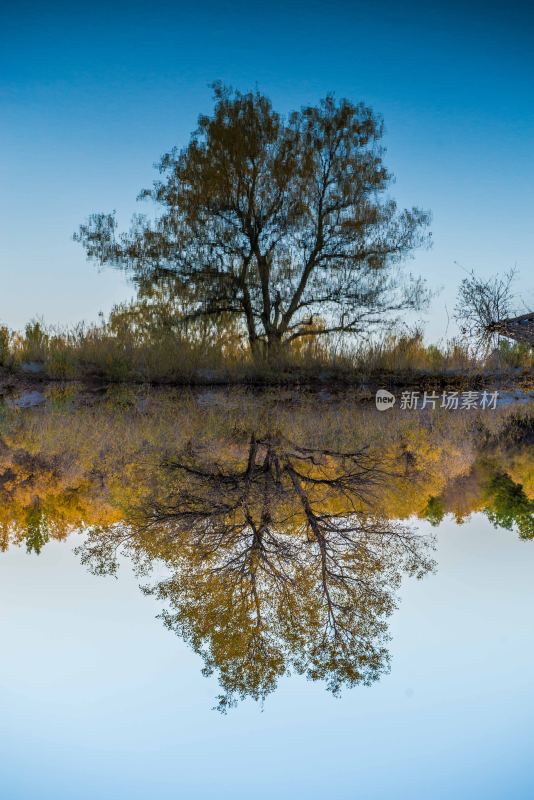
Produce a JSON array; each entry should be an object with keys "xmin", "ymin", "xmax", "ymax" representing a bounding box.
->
[{"xmin": 1, "ymin": 388, "xmax": 533, "ymax": 798}]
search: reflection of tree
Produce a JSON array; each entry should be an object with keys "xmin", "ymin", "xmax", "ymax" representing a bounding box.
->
[
  {"xmin": 420, "ymin": 495, "xmax": 445, "ymax": 527},
  {"xmin": 24, "ymin": 502, "xmax": 50, "ymax": 554},
  {"xmin": 3, "ymin": 397, "xmax": 531, "ymax": 708},
  {"xmin": 80, "ymin": 434, "xmax": 434, "ymax": 710},
  {"xmin": 484, "ymin": 472, "xmax": 534, "ymax": 540}
]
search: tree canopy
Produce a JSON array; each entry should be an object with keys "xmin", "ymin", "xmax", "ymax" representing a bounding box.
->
[{"xmin": 76, "ymin": 84, "xmax": 431, "ymax": 358}]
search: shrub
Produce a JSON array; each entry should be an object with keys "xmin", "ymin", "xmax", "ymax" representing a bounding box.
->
[{"xmin": 0, "ymin": 326, "xmax": 11, "ymax": 366}]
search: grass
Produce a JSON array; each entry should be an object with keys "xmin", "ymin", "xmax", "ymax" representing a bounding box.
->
[{"xmin": 0, "ymin": 317, "xmax": 532, "ymax": 386}]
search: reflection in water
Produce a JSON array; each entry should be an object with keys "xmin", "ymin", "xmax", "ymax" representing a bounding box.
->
[
  {"xmin": 81, "ymin": 433, "xmax": 434, "ymax": 709},
  {"xmin": 1, "ymin": 389, "xmax": 533, "ymax": 708}
]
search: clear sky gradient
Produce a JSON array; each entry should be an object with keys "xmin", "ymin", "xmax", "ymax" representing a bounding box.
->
[
  {"xmin": 1, "ymin": 0, "xmax": 533, "ymax": 339},
  {"xmin": 1, "ymin": 516, "xmax": 533, "ymax": 799}
]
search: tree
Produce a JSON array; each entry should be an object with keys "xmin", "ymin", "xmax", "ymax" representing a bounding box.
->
[
  {"xmin": 78, "ymin": 432, "xmax": 434, "ymax": 710},
  {"xmin": 75, "ymin": 84, "xmax": 431, "ymax": 360},
  {"xmin": 454, "ymin": 268, "xmax": 518, "ymax": 355}
]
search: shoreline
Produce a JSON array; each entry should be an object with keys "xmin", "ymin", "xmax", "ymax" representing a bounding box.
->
[{"xmin": 1, "ymin": 365, "xmax": 533, "ymax": 398}]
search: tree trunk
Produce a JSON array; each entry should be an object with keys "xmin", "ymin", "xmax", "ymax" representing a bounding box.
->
[
  {"xmin": 265, "ymin": 331, "xmax": 284, "ymax": 365},
  {"xmin": 250, "ymin": 337, "xmax": 265, "ymax": 363}
]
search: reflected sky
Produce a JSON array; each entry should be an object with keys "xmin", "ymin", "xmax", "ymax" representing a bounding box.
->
[{"xmin": 1, "ymin": 514, "xmax": 533, "ymax": 799}]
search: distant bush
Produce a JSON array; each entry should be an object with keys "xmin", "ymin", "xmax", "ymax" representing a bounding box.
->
[
  {"xmin": 486, "ymin": 339, "xmax": 534, "ymax": 370},
  {"xmin": 0, "ymin": 326, "xmax": 11, "ymax": 366},
  {"xmin": 21, "ymin": 320, "xmax": 48, "ymax": 362}
]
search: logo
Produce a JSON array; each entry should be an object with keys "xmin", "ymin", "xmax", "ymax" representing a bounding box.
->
[{"xmin": 375, "ymin": 389, "xmax": 396, "ymax": 411}]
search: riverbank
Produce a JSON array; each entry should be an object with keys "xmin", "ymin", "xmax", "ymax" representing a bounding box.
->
[{"xmin": 1, "ymin": 363, "xmax": 533, "ymax": 401}]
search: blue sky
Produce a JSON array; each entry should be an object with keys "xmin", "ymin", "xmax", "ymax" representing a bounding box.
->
[
  {"xmin": 1, "ymin": 0, "xmax": 533, "ymax": 339},
  {"xmin": 1, "ymin": 516, "xmax": 533, "ymax": 799}
]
